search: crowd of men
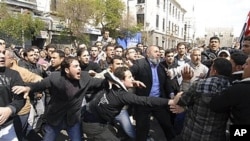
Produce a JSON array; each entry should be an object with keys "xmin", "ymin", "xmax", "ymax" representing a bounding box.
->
[{"xmin": 0, "ymin": 32, "xmax": 250, "ymax": 141}]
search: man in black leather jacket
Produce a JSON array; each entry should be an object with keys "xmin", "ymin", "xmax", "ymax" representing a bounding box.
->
[{"xmin": 83, "ymin": 67, "xmax": 175, "ymax": 141}]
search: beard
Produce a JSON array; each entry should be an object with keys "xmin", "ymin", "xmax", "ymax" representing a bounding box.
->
[{"xmin": 148, "ymin": 56, "xmax": 160, "ymax": 66}]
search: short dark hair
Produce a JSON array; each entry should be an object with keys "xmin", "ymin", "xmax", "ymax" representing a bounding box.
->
[
  {"xmin": 114, "ymin": 45, "xmax": 124, "ymax": 51},
  {"xmin": 176, "ymin": 42, "xmax": 186, "ymax": 49},
  {"xmin": 52, "ymin": 50, "xmax": 65, "ymax": 58},
  {"xmin": 209, "ymin": 36, "xmax": 220, "ymax": 43},
  {"xmin": 23, "ymin": 48, "xmax": 34, "ymax": 57},
  {"xmin": 114, "ymin": 66, "xmax": 129, "ymax": 80},
  {"xmin": 110, "ymin": 55, "xmax": 123, "ymax": 64},
  {"xmin": 165, "ymin": 49, "xmax": 174, "ymax": 56},
  {"xmin": 76, "ymin": 48, "xmax": 88, "ymax": 57},
  {"xmin": 213, "ymin": 58, "xmax": 232, "ymax": 77},
  {"xmin": 61, "ymin": 56, "xmax": 78, "ymax": 76},
  {"xmin": 46, "ymin": 44, "xmax": 57, "ymax": 50},
  {"xmin": 231, "ymin": 52, "xmax": 248, "ymax": 66}
]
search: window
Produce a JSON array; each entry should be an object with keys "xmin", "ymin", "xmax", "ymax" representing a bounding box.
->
[
  {"xmin": 163, "ymin": 18, "xmax": 165, "ymax": 32},
  {"xmin": 169, "ymin": 3, "xmax": 171, "ymax": 15},
  {"xmin": 163, "ymin": 0, "xmax": 166, "ymax": 10},
  {"xmin": 137, "ymin": 14, "xmax": 145, "ymax": 25},
  {"xmin": 156, "ymin": 15, "xmax": 159, "ymax": 28},
  {"xmin": 156, "ymin": 37, "xmax": 159, "ymax": 46},
  {"xmin": 168, "ymin": 21, "xmax": 171, "ymax": 32},
  {"xmin": 172, "ymin": 6, "xmax": 175, "ymax": 17},
  {"xmin": 137, "ymin": 0, "xmax": 145, "ymax": 3}
]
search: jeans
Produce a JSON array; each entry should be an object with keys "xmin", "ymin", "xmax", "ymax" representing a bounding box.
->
[
  {"xmin": 115, "ymin": 109, "xmax": 136, "ymax": 139},
  {"xmin": 0, "ymin": 123, "xmax": 18, "ymax": 141},
  {"xmin": 43, "ymin": 121, "xmax": 81, "ymax": 141}
]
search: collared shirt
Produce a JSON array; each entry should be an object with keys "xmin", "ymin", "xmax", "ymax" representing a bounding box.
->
[{"xmin": 149, "ymin": 62, "xmax": 160, "ymax": 97}]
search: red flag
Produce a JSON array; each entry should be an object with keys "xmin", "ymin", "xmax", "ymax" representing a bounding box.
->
[
  {"xmin": 239, "ymin": 11, "xmax": 250, "ymax": 47},
  {"xmin": 245, "ymin": 11, "xmax": 250, "ymax": 36}
]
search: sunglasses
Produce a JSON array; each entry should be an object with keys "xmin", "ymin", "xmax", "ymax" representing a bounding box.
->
[{"xmin": 0, "ymin": 42, "xmax": 5, "ymax": 45}]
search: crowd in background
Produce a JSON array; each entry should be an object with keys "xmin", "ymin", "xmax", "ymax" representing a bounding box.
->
[{"xmin": 0, "ymin": 32, "xmax": 250, "ymax": 141}]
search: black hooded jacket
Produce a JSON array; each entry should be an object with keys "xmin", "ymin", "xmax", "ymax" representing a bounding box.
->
[{"xmin": 86, "ymin": 72, "xmax": 170, "ymax": 123}]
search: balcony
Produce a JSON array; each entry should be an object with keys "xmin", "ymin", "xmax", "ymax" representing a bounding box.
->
[{"xmin": 4, "ymin": 0, "xmax": 37, "ymax": 10}]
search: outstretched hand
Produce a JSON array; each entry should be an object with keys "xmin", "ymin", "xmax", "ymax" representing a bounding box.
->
[
  {"xmin": 12, "ymin": 86, "xmax": 31, "ymax": 98},
  {"xmin": 133, "ymin": 80, "xmax": 146, "ymax": 88},
  {"xmin": 181, "ymin": 66, "xmax": 194, "ymax": 81}
]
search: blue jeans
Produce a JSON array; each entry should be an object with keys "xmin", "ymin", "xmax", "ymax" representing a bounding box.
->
[
  {"xmin": 43, "ymin": 121, "xmax": 81, "ymax": 141},
  {"xmin": 0, "ymin": 123, "xmax": 18, "ymax": 141},
  {"xmin": 115, "ymin": 109, "xmax": 136, "ymax": 139}
]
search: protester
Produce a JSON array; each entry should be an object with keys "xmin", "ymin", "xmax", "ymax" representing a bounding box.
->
[
  {"xmin": 0, "ymin": 43, "xmax": 25, "ymax": 141},
  {"xmin": 83, "ymin": 67, "xmax": 175, "ymax": 141},
  {"xmin": 12, "ymin": 56, "xmax": 104, "ymax": 141}
]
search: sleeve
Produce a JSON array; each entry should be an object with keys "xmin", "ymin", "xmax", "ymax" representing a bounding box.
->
[
  {"xmin": 9, "ymin": 71, "xmax": 25, "ymax": 115},
  {"xmin": 209, "ymin": 87, "xmax": 235, "ymax": 113},
  {"xmin": 129, "ymin": 60, "xmax": 140, "ymax": 76},
  {"xmin": 119, "ymin": 91, "xmax": 169, "ymax": 107},
  {"xmin": 28, "ymin": 75, "xmax": 51, "ymax": 93},
  {"xmin": 177, "ymin": 82, "xmax": 197, "ymax": 107}
]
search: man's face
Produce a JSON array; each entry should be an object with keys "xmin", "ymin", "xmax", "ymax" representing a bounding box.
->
[
  {"xmin": 33, "ymin": 49, "xmax": 39, "ymax": 61},
  {"xmin": 78, "ymin": 50, "xmax": 90, "ymax": 64},
  {"xmin": 242, "ymin": 57, "xmax": 250, "ymax": 79},
  {"xmin": 147, "ymin": 46, "xmax": 160, "ymax": 64},
  {"xmin": 230, "ymin": 59, "xmax": 237, "ymax": 73},
  {"xmin": 51, "ymin": 52, "xmax": 64, "ymax": 69},
  {"xmin": 137, "ymin": 44, "xmax": 143, "ymax": 51},
  {"xmin": 106, "ymin": 46, "xmax": 114, "ymax": 58},
  {"xmin": 103, "ymin": 31, "xmax": 109, "ymax": 39},
  {"xmin": 115, "ymin": 48, "xmax": 123, "ymax": 57},
  {"xmin": 126, "ymin": 49, "xmax": 137, "ymax": 61},
  {"xmin": 121, "ymin": 70, "xmax": 134, "ymax": 88},
  {"xmin": 191, "ymin": 50, "xmax": 201, "ymax": 65},
  {"xmin": 177, "ymin": 45, "xmax": 186, "ymax": 55},
  {"xmin": 110, "ymin": 59, "xmax": 124, "ymax": 72},
  {"xmin": 90, "ymin": 47, "xmax": 99, "ymax": 58},
  {"xmin": 209, "ymin": 39, "xmax": 220, "ymax": 51},
  {"xmin": 159, "ymin": 50, "xmax": 165, "ymax": 58},
  {"xmin": 66, "ymin": 60, "xmax": 81, "ymax": 80},
  {"xmin": 25, "ymin": 51, "xmax": 37, "ymax": 64},
  {"xmin": 95, "ymin": 43, "xmax": 103, "ymax": 51},
  {"xmin": 5, "ymin": 50, "xmax": 13, "ymax": 68},
  {"xmin": 0, "ymin": 39, "xmax": 6, "ymax": 48},
  {"xmin": 242, "ymin": 40, "xmax": 250, "ymax": 55},
  {"xmin": 47, "ymin": 47, "xmax": 55, "ymax": 58},
  {"xmin": 0, "ymin": 46, "xmax": 6, "ymax": 67},
  {"xmin": 165, "ymin": 53, "xmax": 174, "ymax": 64},
  {"xmin": 64, "ymin": 48, "xmax": 71, "ymax": 56}
]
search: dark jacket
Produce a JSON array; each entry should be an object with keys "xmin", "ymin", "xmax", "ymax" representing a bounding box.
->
[
  {"xmin": 201, "ymin": 48, "xmax": 220, "ymax": 68},
  {"xmin": 210, "ymin": 79, "xmax": 250, "ymax": 125},
  {"xmin": 18, "ymin": 59, "xmax": 44, "ymax": 77},
  {"xmin": 29, "ymin": 71, "xmax": 103, "ymax": 126},
  {"xmin": 0, "ymin": 67, "xmax": 25, "ymax": 128},
  {"xmin": 80, "ymin": 61, "xmax": 102, "ymax": 73},
  {"xmin": 87, "ymin": 72, "xmax": 170, "ymax": 123},
  {"xmin": 130, "ymin": 58, "xmax": 172, "ymax": 98}
]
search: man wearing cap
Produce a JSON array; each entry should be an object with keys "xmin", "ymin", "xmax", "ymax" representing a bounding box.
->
[{"xmin": 218, "ymin": 50, "xmax": 231, "ymax": 60}]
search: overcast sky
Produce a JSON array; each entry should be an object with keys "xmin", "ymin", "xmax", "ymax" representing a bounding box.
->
[{"xmin": 177, "ymin": 0, "xmax": 250, "ymax": 37}]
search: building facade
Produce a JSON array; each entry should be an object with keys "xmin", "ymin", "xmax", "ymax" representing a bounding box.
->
[{"xmin": 124, "ymin": 0, "xmax": 187, "ymax": 49}]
